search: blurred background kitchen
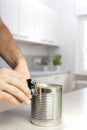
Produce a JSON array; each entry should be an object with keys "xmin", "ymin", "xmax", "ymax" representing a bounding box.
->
[{"xmin": 0, "ymin": 0, "xmax": 87, "ymax": 94}]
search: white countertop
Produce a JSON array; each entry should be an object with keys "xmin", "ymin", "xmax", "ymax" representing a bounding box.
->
[{"xmin": 0, "ymin": 88, "xmax": 87, "ymax": 130}]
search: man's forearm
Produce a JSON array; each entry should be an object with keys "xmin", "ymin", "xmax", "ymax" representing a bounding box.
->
[
  {"xmin": 0, "ymin": 18, "xmax": 23, "ymax": 69},
  {"xmin": 0, "ymin": 19, "xmax": 31, "ymax": 105}
]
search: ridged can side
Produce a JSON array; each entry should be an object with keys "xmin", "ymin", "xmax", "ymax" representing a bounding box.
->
[{"xmin": 31, "ymin": 84, "xmax": 62, "ymax": 126}]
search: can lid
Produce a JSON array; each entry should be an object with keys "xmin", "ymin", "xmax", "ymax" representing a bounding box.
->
[{"xmin": 35, "ymin": 84, "xmax": 62, "ymax": 94}]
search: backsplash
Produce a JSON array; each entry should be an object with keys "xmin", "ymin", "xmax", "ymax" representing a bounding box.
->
[
  {"xmin": 16, "ymin": 41, "xmax": 49, "ymax": 56},
  {"xmin": 24, "ymin": 55, "xmax": 52, "ymax": 71},
  {"xmin": 16, "ymin": 41, "xmax": 59, "ymax": 71},
  {"xmin": 0, "ymin": 41, "xmax": 59, "ymax": 71}
]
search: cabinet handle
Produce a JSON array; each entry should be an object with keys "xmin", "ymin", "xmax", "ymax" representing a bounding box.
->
[
  {"xmin": 20, "ymin": 35, "xmax": 29, "ymax": 39},
  {"xmin": 48, "ymin": 41, "xmax": 54, "ymax": 44},
  {"xmin": 41, "ymin": 39, "xmax": 54, "ymax": 44},
  {"xmin": 41, "ymin": 39, "xmax": 48, "ymax": 42}
]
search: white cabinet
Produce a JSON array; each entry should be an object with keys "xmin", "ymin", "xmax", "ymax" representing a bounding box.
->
[
  {"xmin": 0, "ymin": 0, "xmax": 19, "ymax": 35},
  {"xmin": 17, "ymin": 0, "xmax": 59, "ymax": 46},
  {"xmin": 34, "ymin": 1, "xmax": 47, "ymax": 44},
  {"xmin": 0, "ymin": 0, "xmax": 59, "ymax": 46},
  {"xmin": 34, "ymin": 1, "xmax": 59, "ymax": 46},
  {"xmin": 19, "ymin": 0, "xmax": 59, "ymax": 45},
  {"xmin": 32, "ymin": 73, "xmax": 70, "ymax": 93},
  {"xmin": 46, "ymin": 7, "xmax": 59, "ymax": 45},
  {"xmin": 19, "ymin": 0, "xmax": 35, "ymax": 41}
]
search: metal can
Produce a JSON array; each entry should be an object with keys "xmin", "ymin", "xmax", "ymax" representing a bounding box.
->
[{"xmin": 31, "ymin": 84, "xmax": 62, "ymax": 127}]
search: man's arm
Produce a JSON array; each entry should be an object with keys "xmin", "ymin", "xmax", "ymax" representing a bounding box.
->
[
  {"xmin": 0, "ymin": 18, "xmax": 31, "ymax": 105},
  {"xmin": 0, "ymin": 18, "xmax": 30, "ymax": 78}
]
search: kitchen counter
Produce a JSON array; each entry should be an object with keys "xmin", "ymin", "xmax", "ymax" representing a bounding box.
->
[{"xmin": 0, "ymin": 88, "xmax": 87, "ymax": 130}]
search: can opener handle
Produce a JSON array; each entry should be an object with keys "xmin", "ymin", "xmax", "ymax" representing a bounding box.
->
[{"xmin": 27, "ymin": 79, "xmax": 36, "ymax": 95}]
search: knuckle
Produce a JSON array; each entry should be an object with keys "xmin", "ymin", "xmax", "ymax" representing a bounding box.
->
[
  {"xmin": 18, "ymin": 81, "xmax": 23, "ymax": 87},
  {"xmin": 19, "ymin": 80, "xmax": 27, "ymax": 89},
  {"xmin": 13, "ymin": 88, "xmax": 19, "ymax": 95},
  {"xmin": 13, "ymin": 88, "xmax": 25, "ymax": 102}
]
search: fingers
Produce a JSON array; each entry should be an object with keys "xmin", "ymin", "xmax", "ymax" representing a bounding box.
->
[
  {"xmin": 0, "ymin": 68, "xmax": 32, "ymax": 98},
  {"xmin": 0, "ymin": 68, "xmax": 27, "ymax": 79},
  {"xmin": 0, "ymin": 81, "xmax": 31, "ymax": 104},
  {"xmin": 0, "ymin": 68, "xmax": 32, "ymax": 105},
  {"xmin": 0, "ymin": 78, "xmax": 31, "ymax": 104},
  {"xmin": 0, "ymin": 75, "xmax": 31, "ymax": 98},
  {"xmin": 0, "ymin": 91, "xmax": 21, "ymax": 106}
]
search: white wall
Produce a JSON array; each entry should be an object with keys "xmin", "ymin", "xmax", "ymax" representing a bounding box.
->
[
  {"xmin": 57, "ymin": 0, "xmax": 77, "ymax": 72},
  {"xmin": 40, "ymin": 0, "xmax": 78, "ymax": 72}
]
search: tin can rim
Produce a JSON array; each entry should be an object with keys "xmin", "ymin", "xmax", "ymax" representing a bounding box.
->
[{"xmin": 35, "ymin": 84, "xmax": 62, "ymax": 94}]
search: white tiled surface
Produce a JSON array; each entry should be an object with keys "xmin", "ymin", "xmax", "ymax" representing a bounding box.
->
[{"xmin": 0, "ymin": 88, "xmax": 87, "ymax": 130}]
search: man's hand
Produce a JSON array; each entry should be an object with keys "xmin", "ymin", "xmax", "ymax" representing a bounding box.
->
[
  {"xmin": 14, "ymin": 58, "xmax": 30, "ymax": 79},
  {"xmin": 0, "ymin": 18, "xmax": 32, "ymax": 106},
  {"xmin": 0, "ymin": 68, "xmax": 32, "ymax": 106}
]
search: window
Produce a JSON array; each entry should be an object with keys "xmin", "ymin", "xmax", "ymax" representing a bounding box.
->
[
  {"xmin": 77, "ymin": 16, "xmax": 87, "ymax": 72},
  {"xmin": 84, "ymin": 20, "xmax": 87, "ymax": 70}
]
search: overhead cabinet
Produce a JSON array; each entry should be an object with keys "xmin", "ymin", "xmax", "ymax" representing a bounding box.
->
[
  {"xmin": 0, "ymin": 0, "xmax": 19, "ymax": 36},
  {"xmin": 19, "ymin": 0, "xmax": 35, "ymax": 41},
  {"xmin": 34, "ymin": 1, "xmax": 48, "ymax": 44},
  {"xmin": 34, "ymin": 1, "xmax": 59, "ymax": 46},
  {"xmin": 0, "ymin": 0, "xmax": 59, "ymax": 46},
  {"xmin": 46, "ymin": 6, "xmax": 59, "ymax": 45}
]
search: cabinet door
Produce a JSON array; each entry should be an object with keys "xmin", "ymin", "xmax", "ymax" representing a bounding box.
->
[
  {"xmin": 34, "ymin": 2, "xmax": 59, "ymax": 46},
  {"xmin": 20, "ymin": 0, "xmax": 35, "ymax": 41},
  {"xmin": 46, "ymin": 7, "xmax": 59, "ymax": 46},
  {"xmin": 34, "ymin": 1, "xmax": 47, "ymax": 44},
  {"xmin": 0, "ymin": 0, "xmax": 19, "ymax": 36}
]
